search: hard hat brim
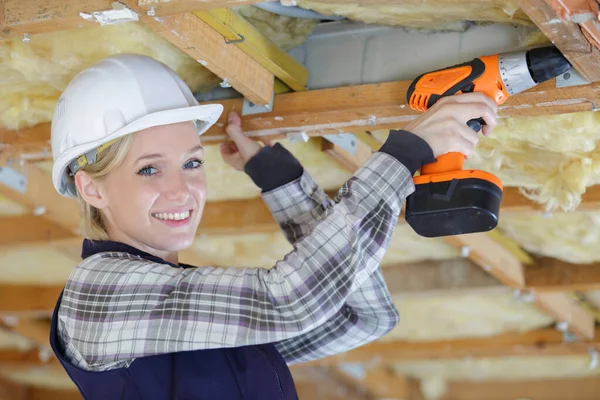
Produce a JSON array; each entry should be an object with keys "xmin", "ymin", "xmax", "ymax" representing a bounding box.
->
[{"xmin": 53, "ymin": 103, "xmax": 224, "ymax": 198}]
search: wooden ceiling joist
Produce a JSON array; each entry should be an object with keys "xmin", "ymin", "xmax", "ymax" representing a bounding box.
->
[
  {"xmin": 4, "ymin": 76, "xmax": 600, "ymax": 160},
  {"xmin": 124, "ymin": 2, "xmax": 275, "ymax": 106},
  {"xmin": 0, "ymin": 0, "xmax": 267, "ymax": 38},
  {"xmin": 3, "ymin": 256, "xmax": 600, "ymax": 314},
  {"xmin": 303, "ymin": 327, "xmax": 600, "ymax": 366},
  {"xmin": 446, "ymin": 233, "xmax": 596, "ymax": 340},
  {"xmin": 518, "ymin": 0, "xmax": 600, "ymax": 82}
]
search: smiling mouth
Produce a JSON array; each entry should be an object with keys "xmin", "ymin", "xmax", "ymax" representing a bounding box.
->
[{"xmin": 151, "ymin": 210, "xmax": 192, "ymax": 221}]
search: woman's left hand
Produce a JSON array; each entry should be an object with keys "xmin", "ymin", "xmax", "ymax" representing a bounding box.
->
[{"xmin": 220, "ymin": 111, "xmax": 272, "ymax": 171}]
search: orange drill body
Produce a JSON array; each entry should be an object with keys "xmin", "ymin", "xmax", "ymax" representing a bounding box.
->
[
  {"xmin": 408, "ymin": 55, "xmax": 508, "ymax": 189},
  {"xmin": 404, "ymin": 46, "xmax": 571, "ymax": 237}
]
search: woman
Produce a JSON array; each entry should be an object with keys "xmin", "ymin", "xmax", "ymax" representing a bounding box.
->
[{"xmin": 48, "ymin": 54, "xmax": 497, "ymax": 399}]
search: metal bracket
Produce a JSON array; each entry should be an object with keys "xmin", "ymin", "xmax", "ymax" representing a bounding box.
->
[
  {"xmin": 556, "ymin": 67, "xmax": 590, "ymax": 88},
  {"xmin": 322, "ymin": 133, "xmax": 357, "ymax": 155},
  {"xmin": 0, "ymin": 166, "xmax": 27, "ymax": 194},
  {"xmin": 242, "ymin": 91, "xmax": 275, "ymax": 115}
]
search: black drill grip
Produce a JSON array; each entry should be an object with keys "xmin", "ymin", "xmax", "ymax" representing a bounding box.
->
[{"xmin": 467, "ymin": 117, "xmax": 485, "ymax": 132}]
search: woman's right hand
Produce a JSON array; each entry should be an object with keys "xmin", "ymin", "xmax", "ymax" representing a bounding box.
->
[{"xmin": 403, "ymin": 92, "xmax": 498, "ymax": 158}]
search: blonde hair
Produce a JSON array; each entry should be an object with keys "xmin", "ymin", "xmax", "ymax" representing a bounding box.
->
[{"xmin": 74, "ymin": 134, "xmax": 134, "ymax": 240}]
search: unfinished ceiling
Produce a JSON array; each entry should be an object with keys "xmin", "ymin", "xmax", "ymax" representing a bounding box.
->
[{"xmin": 1, "ymin": 0, "xmax": 600, "ymax": 399}]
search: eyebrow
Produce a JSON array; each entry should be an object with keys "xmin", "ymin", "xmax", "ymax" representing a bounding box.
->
[{"xmin": 133, "ymin": 145, "xmax": 204, "ymax": 164}]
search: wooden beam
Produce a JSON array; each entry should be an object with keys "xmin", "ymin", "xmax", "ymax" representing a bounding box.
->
[
  {"xmin": 0, "ymin": 349, "xmax": 59, "ymax": 369},
  {"xmin": 7, "ymin": 76, "xmax": 600, "ymax": 158},
  {"xmin": 303, "ymin": 327, "xmax": 600, "ymax": 366},
  {"xmin": 193, "ymin": 8, "xmax": 308, "ymax": 91},
  {"xmin": 444, "ymin": 233, "xmax": 526, "ymax": 288},
  {"xmin": 0, "ymin": 0, "xmax": 271, "ymax": 38},
  {"xmin": 0, "ymin": 374, "xmax": 29, "ymax": 400},
  {"xmin": 3, "ymin": 257, "xmax": 600, "ymax": 314},
  {"xmin": 0, "ymin": 165, "xmax": 79, "ymax": 232},
  {"xmin": 137, "ymin": 0, "xmax": 270, "ymax": 16},
  {"xmin": 1, "ymin": 319, "xmax": 52, "ymax": 349},
  {"xmin": 289, "ymin": 366, "xmax": 373, "ymax": 400},
  {"xmin": 334, "ymin": 366, "xmax": 425, "ymax": 400},
  {"xmin": 518, "ymin": 0, "xmax": 600, "ymax": 82},
  {"xmin": 121, "ymin": 2, "xmax": 274, "ymax": 106},
  {"xmin": 445, "ymin": 233, "xmax": 596, "ymax": 340},
  {"xmin": 441, "ymin": 376, "xmax": 600, "ymax": 400},
  {"xmin": 0, "ymin": 216, "xmax": 74, "ymax": 247},
  {"xmin": 0, "ymin": 285, "xmax": 62, "ymax": 314},
  {"xmin": 321, "ymin": 136, "xmax": 374, "ymax": 173},
  {"xmin": 526, "ymin": 258, "xmax": 600, "ymax": 291},
  {"xmin": 0, "ymin": 0, "xmax": 112, "ymax": 38}
]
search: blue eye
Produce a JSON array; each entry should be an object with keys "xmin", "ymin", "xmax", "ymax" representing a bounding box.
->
[
  {"xmin": 184, "ymin": 159, "xmax": 205, "ymax": 169},
  {"xmin": 137, "ymin": 166, "xmax": 158, "ymax": 176}
]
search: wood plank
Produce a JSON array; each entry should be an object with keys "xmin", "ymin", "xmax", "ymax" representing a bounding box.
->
[
  {"xmin": 0, "ymin": 285, "xmax": 62, "ymax": 313},
  {"xmin": 444, "ymin": 233, "xmax": 526, "ymax": 288},
  {"xmin": 534, "ymin": 291, "xmax": 596, "ymax": 339},
  {"xmin": 518, "ymin": 0, "xmax": 600, "ymax": 82},
  {"xmin": 0, "ymin": 165, "xmax": 80, "ymax": 232},
  {"xmin": 29, "ymin": 387, "xmax": 82, "ymax": 400},
  {"xmin": 138, "ymin": 0, "xmax": 269, "ymax": 16},
  {"xmin": 122, "ymin": 2, "xmax": 274, "ymax": 106},
  {"xmin": 2, "ymin": 319, "xmax": 52, "ymax": 348},
  {"xmin": 7, "ymin": 76, "xmax": 600, "ymax": 158},
  {"xmin": 444, "ymin": 233, "xmax": 596, "ymax": 340},
  {"xmin": 0, "ymin": 216, "xmax": 74, "ymax": 247},
  {"xmin": 526, "ymin": 258, "xmax": 600, "ymax": 292},
  {"xmin": 441, "ymin": 376, "xmax": 600, "ymax": 400},
  {"xmin": 0, "ymin": 0, "xmax": 112, "ymax": 38},
  {"xmin": 303, "ymin": 327, "xmax": 600, "ymax": 366},
  {"xmin": 334, "ymin": 366, "xmax": 424, "ymax": 400},
  {"xmin": 0, "ymin": 349, "xmax": 59, "ymax": 368},
  {"xmin": 321, "ymin": 137, "xmax": 374, "ymax": 173},
  {"xmin": 193, "ymin": 8, "xmax": 308, "ymax": 91},
  {"xmin": 0, "ymin": 374, "xmax": 29, "ymax": 400},
  {"xmin": 289, "ymin": 366, "xmax": 373, "ymax": 400}
]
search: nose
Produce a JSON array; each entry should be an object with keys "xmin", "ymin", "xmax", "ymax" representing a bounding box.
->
[{"xmin": 163, "ymin": 170, "xmax": 190, "ymax": 203}]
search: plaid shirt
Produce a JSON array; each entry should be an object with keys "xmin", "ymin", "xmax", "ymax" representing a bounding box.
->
[{"xmin": 57, "ymin": 151, "xmax": 413, "ymax": 372}]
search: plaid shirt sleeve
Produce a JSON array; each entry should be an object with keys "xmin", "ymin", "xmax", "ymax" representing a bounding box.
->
[
  {"xmin": 58, "ymin": 151, "xmax": 414, "ymax": 371},
  {"xmin": 260, "ymin": 158, "xmax": 401, "ymax": 364}
]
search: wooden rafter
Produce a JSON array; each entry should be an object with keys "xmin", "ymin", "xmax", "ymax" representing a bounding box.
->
[
  {"xmin": 518, "ymin": 0, "xmax": 600, "ymax": 82},
  {"xmin": 121, "ymin": 2, "xmax": 275, "ymax": 106},
  {"xmin": 445, "ymin": 233, "xmax": 596, "ymax": 340},
  {"xmin": 0, "ymin": 0, "xmax": 269, "ymax": 38},
  {"xmin": 3, "ymin": 256, "xmax": 600, "ymax": 314},
  {"xmin": 193, "ymin": 7, "xmax": 308, "ymax": 91},
  {"xmin": 4, "ymin": 77, "xmax": 600, "ymax": 160},
  {"xmin": 303, "ymin": 327, "xmax": 600, "ymax": 366},
  {"xmin": 441, "ymin": 376, "xmax": 600, "ymax": 400}
]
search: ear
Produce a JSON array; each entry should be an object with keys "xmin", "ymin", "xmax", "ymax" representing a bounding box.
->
[{"xmin": 74, "ymin": 171, "xmax": 108, "ymax": 210}]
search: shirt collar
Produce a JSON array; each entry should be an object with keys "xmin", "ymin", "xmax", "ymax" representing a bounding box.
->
[{"xmin": 81, "ymin": 239, "xmax": 190, "ymax": 269}]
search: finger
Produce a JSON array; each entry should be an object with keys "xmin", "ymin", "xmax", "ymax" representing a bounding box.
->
[
  {"xmin": 262, "ymin": 138, "xmax": 273, "ymax": 147},
  {"xmin": 225, "ymin": 123, "xmax": 246, "ymax": 143},
  {"xmin": 228, "ymin": 111, "xmax": 242, "ymax": 127},
  {"xmin": 446, "ymin": 102, "xmax": 497, "ymax": 128},
  {"xmin": 451, "ymin": 120, "xmax": 480, "ymax": 147},
  {"xmin": 452, "ymin": 92, "xmax": 498, "ymax": 112}
]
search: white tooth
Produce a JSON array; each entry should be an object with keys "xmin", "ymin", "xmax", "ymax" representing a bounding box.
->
[
  {"xmin": 168, "ymin": 213, "xmax": 174, "ymax": 220},
  {"xmin": 175, "ymin": 213, "xmax": 182, "ymax": 220}
]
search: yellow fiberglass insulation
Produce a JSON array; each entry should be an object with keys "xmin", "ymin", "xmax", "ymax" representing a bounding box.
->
[
  {"xmin": 383, "ymin": 292, "xmax": 553, "ymax": 341},
  {"xmin": 235, "ymin": 5, "xmax": 318, "ymax": 50},
  {"xmin": 297, "ymin": 0, "xmax": 533, "ymax": 31},
  {"xmin": 0, "ymin": 9, "xmax": 316, "ymax": 131},
  {"xmin": 498, "ymin": 211, "xmax": 600, "ymax": 263},
  {"xmin": 0, "ymin": 22, "xmax": 219, "ymax": 130},
  {"xmin": 371, "ymin": 111, "xmax": 600, "ymax": 212}
]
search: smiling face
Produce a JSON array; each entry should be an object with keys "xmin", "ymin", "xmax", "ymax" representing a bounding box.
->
[{"xmin": 76, "ymin": 121, "xmax": 207, "ymax": 263}]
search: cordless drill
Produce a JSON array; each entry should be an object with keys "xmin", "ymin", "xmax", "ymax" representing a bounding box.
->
[{"xmin": 405, "ymin": 46, "xmax": 571, "ymax": 237}]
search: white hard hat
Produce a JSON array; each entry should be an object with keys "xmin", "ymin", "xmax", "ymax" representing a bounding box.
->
[{"xmin": 51, "ymin": 53, "xmax": 223, "ymax": 198}]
